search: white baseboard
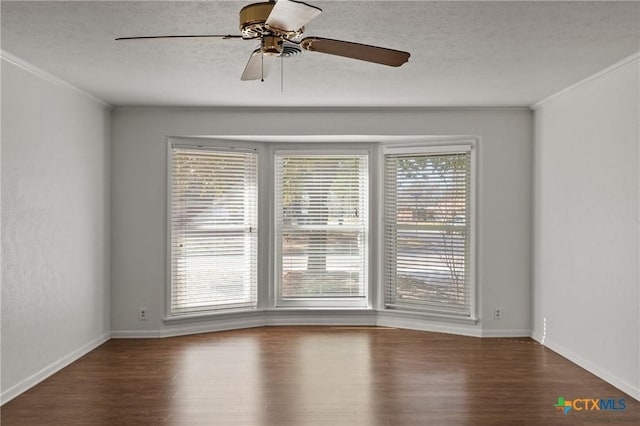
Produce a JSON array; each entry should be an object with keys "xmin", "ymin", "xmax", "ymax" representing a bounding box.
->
[
  {"xmin": 113, "ymin": 310, "xmax": 379, "ymax": 337},
  {"xmin": 532, "ymin": 335, "xmax": 640, "ymax": 402},
  {"xmin": 377, "ymin": 311, "xmax": 482, "ymax": 337},
  {"xmin": 1, "ymin": 332, "xmax": 111, "ymax": 405},
  {"xmin": 481, "ymin": 329, "xmax": 531, "ymax": 338},
  {"xmin": 530, "ymin": 330, "xmax": 544, "ymax": 343},
  {"xmin": 265, "ymin": 310, "xmax": 377, "ymax": 326},
  {"xmin": 112, "ymin": 323, "xmax": 264, "ymax": 339},
  {"xmin": 110, "ymin": 329, "xmax": 163, "ymax": 338},
  {"xmin": 160, "ymin": 316, "xmax": 266, "ymax": 338}
]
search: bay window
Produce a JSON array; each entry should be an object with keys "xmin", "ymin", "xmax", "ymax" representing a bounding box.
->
[{"xmin": 167, "ymin": 138, "xmax": 476, "ymax": 321}]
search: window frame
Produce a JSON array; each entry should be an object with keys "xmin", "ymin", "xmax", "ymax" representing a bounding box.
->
[
  {"xmin": 165, "ymin": 137, "xmax": 262, "ymax": 320},
  {"xmin": 272, "ymin": 148, "xmax": 371, "ymax": 309},
  {"xmin": 381, "ymin": 139, "xmax": 478, "ymax": 321}
]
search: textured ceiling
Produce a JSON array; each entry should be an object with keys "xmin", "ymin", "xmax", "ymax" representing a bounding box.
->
[{"xmin": 1, "ymin": 1, "xmax": 639, "ymax": 107}]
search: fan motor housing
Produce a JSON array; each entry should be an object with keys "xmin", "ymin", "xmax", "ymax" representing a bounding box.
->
[{"xmin": 239, "ymin": 2, "xmax": 273, "ymax": 32}]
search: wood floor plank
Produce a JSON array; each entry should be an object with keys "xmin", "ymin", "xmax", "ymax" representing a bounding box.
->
[{"xmin": 2, "ymin": 326, "xmax": 638, "ymax": 425}]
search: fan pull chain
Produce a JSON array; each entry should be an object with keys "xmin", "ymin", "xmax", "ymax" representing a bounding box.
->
[{"xmin": 261, "ymin": 53, "xmax": 264, "ymax": 82}]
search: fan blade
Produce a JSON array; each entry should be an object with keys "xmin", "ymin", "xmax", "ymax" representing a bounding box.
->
[
  {"xmin": 115, "ymin": 35, "xmax": 244, "ymax": 41},
  {"xmin": 266, "ymin": 0, "xmax": 322, "ymax": 32},
  {"xmin": 300, "ymin": 37, "xmax": 410, "ymax": 67},
  {"xmin": 241, "ymin": 49, "xmax": 276, "ymax": 81}
]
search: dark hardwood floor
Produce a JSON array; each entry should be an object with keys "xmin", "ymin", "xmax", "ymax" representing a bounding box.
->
[{"xmin": 2, "ymin": 326, "xmax": 638, "ymax": 425}]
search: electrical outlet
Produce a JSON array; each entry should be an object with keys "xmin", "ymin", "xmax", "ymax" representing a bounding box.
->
[
  {"xmin": 139, "ymin": 307, "xmax": 148, "ymax": 321},
  {"xmin": 494, "ymin": 308, "xmax": 502, "ymax": 320}
]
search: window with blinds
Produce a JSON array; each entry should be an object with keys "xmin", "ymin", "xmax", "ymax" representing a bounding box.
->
[
  {"xmin": 384, "ymin": 146, "xmax": 474, "ymax": 318},
  {"xmin": 170, "ymin": 145, "xmax": 258, "ymax": 316},
  {"xmin": 275, "ymin": 153, "xmax": 368, "ymax": 306}
]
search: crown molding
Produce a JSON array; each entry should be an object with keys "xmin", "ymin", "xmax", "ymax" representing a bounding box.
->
[
  {"xmin": 114, "ymin": 105, "xmax": 531, "ymax": 112},
  {"xmin": 1, "ymin": 50, "xmax": 112, "ymax": 109},
  {"xmin": 530, "ymin": 51, "xmax": 640, "ymax": 111}
]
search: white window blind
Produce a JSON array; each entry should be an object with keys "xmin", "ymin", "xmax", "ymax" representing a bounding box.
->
[
  {"xmin": 170, "ymin": 146, "xmax": 258, "ymax": 315},
  {"xmin": 275, "ymin": 153, "xmax": 368, "ymax": 305},
  {"xmin": 384, "ymin": 148, "xmax": 473, "ymax": 317}
]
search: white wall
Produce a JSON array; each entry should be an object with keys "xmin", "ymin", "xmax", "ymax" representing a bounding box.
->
[
  {"xmin": 110, "ymin": 107, "xmax": 532, "ymax": 337},
  {"xmin": 532, "ymin": 57, "xmax": 640, "ymax": 399},
  {"xmin": 1, "ymin": 58, "xmax": 111, "ymax": 403}
]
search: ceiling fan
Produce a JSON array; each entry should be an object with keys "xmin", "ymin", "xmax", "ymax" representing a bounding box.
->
[{"xmin": 116, "ymin": 0, "xmax": 410, "ymax": 81}]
